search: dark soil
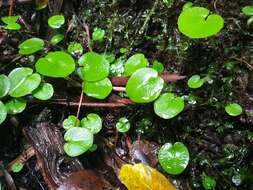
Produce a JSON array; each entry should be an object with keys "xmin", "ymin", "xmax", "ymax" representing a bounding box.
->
[{"xmin": 0, "ymin": 0, "xmax": 253, "ymax": 190}]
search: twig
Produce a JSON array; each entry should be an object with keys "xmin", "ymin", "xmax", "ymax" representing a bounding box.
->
[
  {"xmin": 0, "ymin": 146, "xmax": 35, "ymax": 177},
  {"xmin": 8, "ymin": 0, "xmax": 14, "ymax": 16},
  {"xmin": 76, "ymin": 89, "xmax": 83, "ymax": 118},
  {"xmin": 139, "ymin": 0, "xmax": 159, "ymax": 35}
]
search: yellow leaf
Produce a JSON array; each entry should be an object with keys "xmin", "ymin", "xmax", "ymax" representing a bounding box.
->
[
  {"xmin": 36, "ymin": 0, "xmax": 49, "ymax": 10},
  {"xmin": 119, "ymin": 163, "xmax": 176, "ymax": 190}
]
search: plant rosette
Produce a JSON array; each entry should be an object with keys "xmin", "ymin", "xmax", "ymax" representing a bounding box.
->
[{"xmin": 178, "ymin": 6, "xmax": 224, "ymax": 38}]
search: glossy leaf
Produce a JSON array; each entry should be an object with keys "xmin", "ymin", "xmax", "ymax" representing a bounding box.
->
[
  {"xmin": 154, "ymin": 93, "xmax": 184, "ymax": 119},
  {"xmin": 158, "ymin": 142, "xmax": 189, "ymax": 175},
  {"xmin": 126, "ymin": 68, "xmax": 164, "ymax": 103},
  {"xmin": 32, "ymin": 83, "xmax": 54, "ymax": 100},
  {"xmin": 1, "ymin": 16, "xmax": 21, "ymax": 30},
  {"xmin": 0, "ymin": 101, "xmax": 7, "ymax": 125},
  {"xmin": 64, "ymin": 127, "xmax": 93, "ymax": 157},
  {"xmin": 187, "ymin": 75, "xmax": 204, "ymax": 89},
  {"xmin": 8, "ymin": 67, "xmax": 41, "ymax": 98},
  {"xmin": 63, "ymin": 115, "xmax": 80, "ymax": 130},
  {"xmin": 124, "ymin": 53, "xmax": 149, "ymax": 76},
  {"xmin": 67, "ymin": 42, "xmax": 83, "ymax": 55},
  {"xmin": 48, "ymin": 15, "xmax": 65, "ymax": 29},
  {"xmin": 152, "ymin": 60, "xmax": 164, "ymax": 73},
  {"xmin": 119, "ymin": 163, "xmax": 176, "ymax": 190},
  {"xmin": 92, "ymin": 27, "xmax": 105, "ymax": 41},
  {"xmin": 4, "ymin": 23, "xmax": 21, "ymax": 30},
  {"xmin": 78, "ymin": 52, "xmax": 110, "ymax": 82},
  {"xmin": 242, "ymin": 6, "xmax": 253, "ymax": 16},
  {"xmin": 18, "ymin": 38, "xmax": 44, "ymax": 55},
  {"xmin": 11, "ymin": 163, "xmax": 24, "ymax": 173},
  {"xmin": 225, "ymin": 103, "xmax": 242, "ymax": 117},
  {"xmin": 116, "ymin": 117, "xmax": 131, "ymax": 133},
  {"xmin": 5, "ymin": 98, "xmax": 26, "ymax": 115},
  {"xmin": 64, "ymin": 141, "xmax": 92, "ymax": 157},
  {"xmin": 1, "ymin": 16, "xmax": 19, "ymax": 24},
  {"xmin": 178, "ymin": 7, "xmax": 224, "ymax": 38},
  {"xmin": 50, "ymin": 34, "xmax": 64, "ymax": 45},
  {"xmin": 82, "ymin": 78, "xmax": 112, "ymax": 99},
  {"xmin": 35, "ymin": 51, "xmax": 75, "ymax": 78},
  {"xmin": 81, "ymin": 113, "xmax": 102, "ymax": 134},
  {"xmin": 0, "ymin": 74, "xmax": 11, "ymax": 98}
]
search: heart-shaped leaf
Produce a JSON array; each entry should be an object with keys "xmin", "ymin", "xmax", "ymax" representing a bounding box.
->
[
  {"xmin": 92, "ymin": 27, "xmax": 105, "ymax": 41},
  {"xmin": 1, "ymin": 16, "xmax": 21, "ymax": 30},
  {"xmin": 126, "ymin": 68, "xmax": 164, "ymax": 103},
  {"xmin": 81, "ymin": 113, "xmax": 102, "ymax": 134},
  {"xmin": 124, "ymin": 53, "xmax": 149, "ymax": 76},
  {"xmin": 63, "ymin": 115, "xmax": 80, "ymax": 130},
  {"xmin": 78, "ymin": 52, "xmax": 110, "ymax": 82},
  {"xmin": 8, "ymin": 67, "xmax": 41, "ymax": 98},
  {"xmin": 5, "ymin": 98, "xmax": 26, "ymax": 115},
  {"xmin": 48, "ymin": 15, "xmax": 65, "ymax": 29},
  {"xmin": 178, "ymin": 6, "xmax": 224, "ymax": 38},
  {"xmin": 187, "ymin": 74, "xmax": 204, "ymax": 89},
  {"xmin": 0, "ymin": 101, "xmax": 7, "ymax": 125},
  {"xmin": 64, "ymin": 141, "xmax": 92, "ymax": 157},
  {"xmin": 18, "ymin": 38, "xmax": 44, "ymax": 55},
  {"xmin": 154, "ymin": 93, "xmax": 184, "ymax": 119},
  {"xmin": 32, "ymin": 82, "xmax": 54, "ymax": 100},
  {"xmin": 64, "ymin": 127, "xmax": 94, "ymax": 157},
  {"xmin": 116, "ymin": 117, "xmax": 131, "ymax": 133},
  {"xmin": 82, "ymin": 78, "xmax": 112, "ymax": 99},
  {"xmin": 0, "ymin": 74, "xmax": 11, "ymax": 98},
  {"xmin": 242, "ymin": 6, "xmax": 253, "ymax": 16},
  {"xmin": 158, "ymin": 142, "xmax": 189, "ymax": 175},
  {"xmin": 67, "ymin": 42, "xmax": 83, "ymax": 55},
  {"xmin": 35, "ymin": 51, "xmax": 75, "ymax": 78},
  {"xmin": 50, "ymin": 34, "xmax": 64, "ymax": 45},
  {"xmin": 225, "ymin": 103, "xmax": 242, "ymax": 117}
]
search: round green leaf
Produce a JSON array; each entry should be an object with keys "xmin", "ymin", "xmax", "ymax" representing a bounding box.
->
[
  {"xmin": 5, "ymin": 23, "xmax": 21, "ymax": 30},
  {"xmin": 187, "ymin": 75, "xmax": 204, "ymax": 89},
  {"xmin": 154, "ymin": 93, "xmax": 184, "ymax": 119},
  {"xmin": 178, "ymin": 7, "xmax": 224, "ymax": 38},
  {"xmin": 8, "ymin": 67, "xmax": 41, "ymax": 98},
  {"xmin": 124, "ymin": 53, "xmax": 149, "ymax": 76},
  {"xmin": 225, "ymin": 103, "xmax": 242, "ymax": 117},
  {"xmin": 126, "ymin": 68, "xmax": 164, "ymax": 103},
  {"xmin": 11, "ymin": 163, "xmax": 24, "ymax": 173},
  {"xmin": 18, "ymin": 38, "xmax": 44, "ymax": 55},
  {"xmin": 48, "ymin": 15, "xmax": 65, "ymax": 29},
  {"xmin": 81, "ymin": 113, "xmax": 102, "ymax": 134},
  {"xmin": 32, "ymin": 83, "xmax": 54, "ymax": 100},
  {"xmin": 67, "ymin": 42, "xmax": 83, "ymax": 55},
  {"xmin": 92, "ymin": 27, "xmax": 105, "ymax": 41},
  {"xmin": 64, "ymin": 127, "xmax": 94, "ymax": 157},
  {"xmin": 82, "ymin": 78, "xmax": 112, "ymax": 99},
  {"xmin": 64, "ymin": 127, "xmax": 93, "ymax": 142},
  {"xmin": 0, "ymin": 74, "xmax": 11, "ymax": 98},
  {"xmin": 50, "ymin": 34, "xmax": 64, "ymax": 45},
  {"xmin": 78, "ymin": 52, "xmax": 110, "ymax": 82},
  {"xmin": 63, "ymin": 115, "xmax": 80, "ymax": 130},
  {"xmin": 5, "ymin": 98, "xmax": 26, "ymax": 115},
  {"xmin": 64, "ymin": 141, "xmax": 92, "ymax": 157},
  {"xmin": 182, "ymin": 2, "xmax": 193, "ymax": 11},
  {"xmin": 116, "ymin": 117, "xmax": 130, "ymax": 133},
  {"xmin": 35, "ymin": 51, "xmax": 75, "ymax": 78},
  {"xmin": 242, "ymin": 6, "xmax": 253, "ymax": 16},
  {"xmin": 158, "ymin": 142, "xmax": 189, "ymax": 175},
  {"xmin": 152, "ymin": 60, "xmax": 164, "ymax": 73},
  {"xmin": 202, "ymin": 175, "xmax": 216, "ymax": 190},
  {"xmin": 0, "ymin": 101, "xmax": 7, "ymax": 125}
]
